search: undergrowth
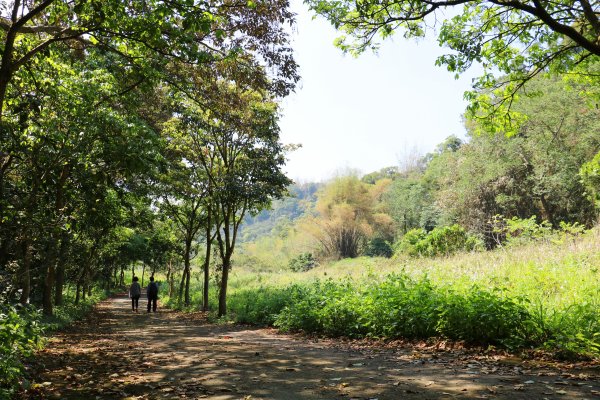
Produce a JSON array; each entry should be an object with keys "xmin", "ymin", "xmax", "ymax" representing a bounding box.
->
[
  {"xmin": 224, "ymin": 228, "xmax": 600, "ymax": 358},
  {"xmin": 0, "ymin": 289, "xmax": 107, "ymax": 397}
]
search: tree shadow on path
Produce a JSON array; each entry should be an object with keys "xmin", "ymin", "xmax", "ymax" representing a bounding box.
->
[{"xmin": 28, "ymin": 294, "xmax": 600, "ymax": 399}]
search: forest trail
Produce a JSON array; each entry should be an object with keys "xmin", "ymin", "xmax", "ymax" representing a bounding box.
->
[{"xmin": 29, "ymin": 294, "xmax": 599, "ymax": 400}]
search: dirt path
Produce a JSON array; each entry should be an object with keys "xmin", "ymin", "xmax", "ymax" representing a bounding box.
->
[{"xmin": 28, "ymin": 294, "xmax": 599, "ymax": 400}]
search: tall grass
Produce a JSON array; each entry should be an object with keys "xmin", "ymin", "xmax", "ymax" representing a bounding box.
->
[{"xmin": 223, "ymin": 228, "xmax": 600, "ymax": 358}]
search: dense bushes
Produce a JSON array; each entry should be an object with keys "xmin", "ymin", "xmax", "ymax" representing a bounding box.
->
[
  {"xmin": 395, "ymin": 225, "xmax": 483, "ymax": 257},
  {"xmin": 363, "ymin": 237, "xmax": 393, "ymax": 258},
  {"xmin": 288, "ymin": 253, "xmax": 319, "ymax": 272},
  {"xmin": 0, "ymin": 305, "xmax": 44, "ymax": 397},
  {"xmin": 228, "ymin": 274, "xmax": 600, "ymax": 356}
]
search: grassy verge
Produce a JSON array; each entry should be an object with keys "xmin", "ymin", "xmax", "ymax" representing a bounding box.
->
[{"xmin": 226, "ymin": 228, "xmax": 600, "ymax": 359}]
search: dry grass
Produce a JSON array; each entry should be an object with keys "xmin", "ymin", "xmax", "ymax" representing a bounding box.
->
[{"xmin": 229, "ymin": 228, "xmax": 600, "ymax": 309}]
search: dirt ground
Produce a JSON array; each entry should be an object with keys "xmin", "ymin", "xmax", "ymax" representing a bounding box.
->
[{"xmin": 25, "ymin": 294, "xmax": 600, "ymax": 400}]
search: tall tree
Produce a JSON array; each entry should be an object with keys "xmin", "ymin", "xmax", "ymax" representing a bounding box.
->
[
  {"xmin": 169, "ymin": 86, "xmax": 291, "ymax": 316},
  {"xmin": 0, "ymin": 0, "xmax": 298, "ymax": 119},
  {"xmin": 303, "ymin": 175, "xmax": 393, "ymax": 258}
]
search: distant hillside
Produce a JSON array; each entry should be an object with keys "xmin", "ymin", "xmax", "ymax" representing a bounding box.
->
[{"xmin": 238, "ymin": 182, "xmax": 322, "ymax": 242}]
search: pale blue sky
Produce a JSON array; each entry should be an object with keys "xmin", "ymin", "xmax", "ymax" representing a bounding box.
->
[{"xmin": 279, "ymin": 1, "xmax": 480, "ymax": 182}]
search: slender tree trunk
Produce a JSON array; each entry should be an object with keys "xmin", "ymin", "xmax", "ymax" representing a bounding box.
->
[
  {"xmin": 43, "ymin": 164, "xmax": 70, "ymax": 315},
  {"xmin": 54, "ymin": 232, "xmax": 69, "ymax": 306},
  {"xmin": 42, "ymin": 263, "xmax": 55, "ymax": 316},
  {"xmin": 19, "ymin": 238, "xmax": 32, "ymax": 304},
  {"xmin": 54, "ymin": 262, "xmax": 65, "ymax": 306},
  {"xmin": 183, "ymin": 239, "xmax": 192, "ymax": 306},
  {"xmin": 178, "ymin": 269, "xmax": 186, "ymax": 303},
  {"xmin": 19, "ymin": 171, "xmax": 40, "ymax": 305},
  {"xmin": 141, "ymin": 264, "xmax": 146, "ymax": 287},
  {"xmin": 218, "ymin": 251, "xmax": 232, "ymax": 317},
  {"xmin": 166, "ymin": 260, "xmax": 172, "ymax": 297},
  {"xmin": 185, "ymin": 266, "xmax": 191, "ymax": 306},
  {"xmin": 202, "ymin": 225, "xmax": 212, "ymax": 312},
  {"xmin": 75, "ymin": 282, "xmax": 81, "ymax": 304},
  {"xmin": 0, "ymin": 1, "xmax": 20, "ymax": 120}
]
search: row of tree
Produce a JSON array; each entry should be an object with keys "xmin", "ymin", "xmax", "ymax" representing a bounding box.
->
[
  {"xmin": 0, "ymin": 0, "xmax": 297, "ymax": 316},
  {"xmin": 240, "ymin": 73, "xmax": 600, "ymax": 261}
]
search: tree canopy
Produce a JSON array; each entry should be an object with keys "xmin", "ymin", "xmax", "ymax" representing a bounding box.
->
[{"xmin": 306, "ymin": 0, "xmax": 600, "ymax": 131}]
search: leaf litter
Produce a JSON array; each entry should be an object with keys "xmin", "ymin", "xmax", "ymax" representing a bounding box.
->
[{"xmin": 18, "ymin": 294, "xmax": 600, "ymax": 399}]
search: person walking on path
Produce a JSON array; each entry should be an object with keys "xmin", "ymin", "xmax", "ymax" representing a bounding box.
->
[
  {"xmin": 147, "ymin": 276, "xmax": 159, "ymax": 313},
  {"xmin": 129, "ymin": 276, "xmax": 141, "ymax": 312}
]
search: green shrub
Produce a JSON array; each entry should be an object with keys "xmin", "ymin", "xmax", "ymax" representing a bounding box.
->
[
  {"xmin": 288, "ymin": 253, "xmax": 319, "ymax": 272},
  {"xmin": 535, "ymin": 300, "xmax": 600, "ymax": 359},
  {"xmin": 363, "ymin": 274, "xmax": 441, "ymax": 338},
  {"xmin": 396, "ymin": 225, "xmax": 483, "ymax": 257},
  {"xmin": 229, "ymin": 286, "xmax": 294, "ymax": 325},
  {"xmin": 0, "ymin": 305, "xmax": 44, "ymax": 396},
  {"xmin": 490, "ymin": 215, "xmax": 588, "ymax": 246},
  {"xmin": 394, "ymin": 228, "xmax": 427, "ymax": 256},
  {"xmin": 363, "ymin": 237, "xmax": 393, "ymax": 258},
  {"xmin": 437, "ymin": 288, "xmax": 531, "ymax": 347},
  {"xmin": 580, "ymin": 151, "xmax": 600, "ymax": 210},
  {"xmin": 274, "ymin": 283, "xmax": 325, "ymax": 333}
]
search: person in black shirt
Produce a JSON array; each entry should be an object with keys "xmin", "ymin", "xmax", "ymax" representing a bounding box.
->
[{"xmin": 147, "ymin": 276, "xmax": 159, "ymax": 313}]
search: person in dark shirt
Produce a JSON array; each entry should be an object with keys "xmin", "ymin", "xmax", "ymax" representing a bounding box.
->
[
  {"xmin": 129, "ymin": 276, "xmax": 141, "ymax": 312},
  {"xmin": 147, "ymin": 275, "xmax": 159, "ymax": 313}
]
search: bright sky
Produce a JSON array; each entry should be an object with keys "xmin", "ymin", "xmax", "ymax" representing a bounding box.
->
[{"xmin": 278, "ymin": 1, "xmax": 481, "ymax": 182}]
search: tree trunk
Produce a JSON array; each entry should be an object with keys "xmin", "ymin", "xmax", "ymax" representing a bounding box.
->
[
  {"xmin": 19, "ymin": 238, "xmax": 32, "ymax": 304},
  {"xmin": 0, "ymin": 1, "xmax": 19, "ymax": 120},
  {"xmin": 166, "ymin": 261, "xmax": 172, "ymax": 297},
  {"xmin": 42, "ymin": 263, "xmax": 55, "ymax": 316},
  {"xmin": 202, "ymin": 226, "xmax": 212, "ymax": 312},
  {"xmin": 218, "ymin": 253, "xmax": 231, "ymax": 317},
  {"xmin": 54, "ymin": 262, "xmax": 65, "ymax": 306},
  {"xmin": 75, "ymin": 282, "xmax": 81, "ymax": 304},
  {"xmin": 182, "ymin": 239, "xmax": 192, "ymax": 306},
  {"xmin": 185, "ymin": 266, "xmax": 191, "ymax": 306},
  {"xmin": 141, "ymin": 264, "xmax": 146, "ymax": 287},
  {"xmin": 178, "ymin": 269, "xmax": 186, "ymax": 303}
]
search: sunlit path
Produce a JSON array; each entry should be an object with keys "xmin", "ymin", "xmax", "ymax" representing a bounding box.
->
[{"xmin": 27, "ymin": 294, "xmax": 599, "ymax": 399}]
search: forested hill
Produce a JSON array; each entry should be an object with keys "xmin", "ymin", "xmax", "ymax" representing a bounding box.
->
[{"xmin": 238, "ymin": 182, "xmax": 322, "ymax": 242}]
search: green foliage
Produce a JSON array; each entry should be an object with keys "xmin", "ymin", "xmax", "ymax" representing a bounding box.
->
[
  {"xmin": 580, "ymin": 151, "xmax": 600, "ymax": 212},
  {"xmin": 503, "ymin": 215, "xmax": 552, "ymax": 244},
  {"xmin": 490, "ymin": 215, "xmax": 587, "ymax": 247},
  {"xmin": 288, "ymin": 253, "xmax": 319, "ymax": 272},
  {"xmin": 41, "ymin": 294, "xmax": 104, "ymax": 332},
  {"xmin": 227, "ymin": 271, "xmax": 600, "ymax": 356},
  {"xmin": 307, "ymin": 0, "xmax": 600, "ymax": 129},
  {"xmin": 396, "ymin": 225, "xmax": 483, "ymax": 257},
  {"xmin": 363, "ymin": 237, "xmax": 393, "ymax": 258},
  {"xmin": 0, "ymin": 305, "xmax": 44, "ymax": 396},
  {"xmin": 394, "ymin": 228, "xmax": 427, "ymax": 256},
  {"xmin": 234, "ymin": 275, "xmax": 533, "ymax": 346},
  {"xmin": 222, "ymin": 228, "xmax": 600, "ymax": 358},
  {"xmin": 437, "ymin": 288, "xmax": 531, "ymax": 347},
  {"xmin": 229, "ymin": 286, "xmax": 296, "ymax": 325}
]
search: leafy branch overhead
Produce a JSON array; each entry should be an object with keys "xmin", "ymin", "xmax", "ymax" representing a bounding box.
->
[
  {"xmin": 0, "ymin": 0, "xmax": 299, "ymax": 119},
  {"xmin": 306, "ymin": 0, "xmax": 600, "ymax": 133}
]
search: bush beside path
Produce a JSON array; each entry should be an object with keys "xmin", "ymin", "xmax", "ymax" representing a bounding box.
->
[{"xmin": 23, "ymin": 294, "xmax": 600, "ymax": 399}]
